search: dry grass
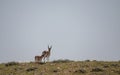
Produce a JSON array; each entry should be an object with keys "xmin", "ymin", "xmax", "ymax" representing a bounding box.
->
[{"xmin": 0, "ymin": 60, "xmax": 120, "ymax": 75}]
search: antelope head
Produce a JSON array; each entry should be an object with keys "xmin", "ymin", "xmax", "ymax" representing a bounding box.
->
[{"xmin": 48, "ymin": 45, "xmax": 52, "ymax": 51}]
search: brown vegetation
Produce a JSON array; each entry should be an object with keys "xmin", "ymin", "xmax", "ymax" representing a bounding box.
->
[{"xmin": 0, "ymin": 60, "xmax": 120, "ymax": 75}]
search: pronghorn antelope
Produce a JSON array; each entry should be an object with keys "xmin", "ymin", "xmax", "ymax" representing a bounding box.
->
[
  {"xmin": 42, "ymin": 45, "xmax": 52, "ymax": 63},
  {"xmin": 35, "ymin": 54, "xmax": 44, "ymax": 63}
]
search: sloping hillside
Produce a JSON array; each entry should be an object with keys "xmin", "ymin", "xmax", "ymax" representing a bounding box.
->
[{"xmin": 0, "ymin": 60, "xmax": 120, "ymax": 75}]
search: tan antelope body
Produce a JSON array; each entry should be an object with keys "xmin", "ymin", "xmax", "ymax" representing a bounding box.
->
[
  {"xmin": 35, "ymin": 54, "xmax": 44, "ymax": 63},
  {"xmin": 42, "ymin": 45, "xmax": 52, "ymax": 63}
]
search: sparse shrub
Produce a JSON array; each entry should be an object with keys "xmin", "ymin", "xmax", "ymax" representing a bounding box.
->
[
  {"xmin": 52, "ymin": 59, "xmax": 73, "ymax": 63},
  {"xmin": 26, "ymin": 67, "xmax": 37, "ymax": 72},
  {"xmin": 5, "ymin": 62, "xmax": 19, "ymax": 66},
  {"xmin": 69, "ymin": 70, "xmax": 72, "ymax": 72},
  {"xmin": 92, "ymin": 60, "xmax": 97, "ymax": 62},
  {"xmin": 103, "ymin": 65, "xmax": 109, "ymax": 68},
  {"xmin": 74, "ymin": 69, "xmax": 86, "ymax": 73},
  {"xmin": 53, "ymin": 70, "xmax": 58, "ymax": 72},
  {"xmin": 116, "ymin": 70, "xmax": 120, "ymax": 74},
  {"xmin": 52, "ymin": 67, "xmax": 61, "ymax": 73},
  {"xmin": 29, "ymin": 61, "xmax": 34, "ymax": 63},
  {"xmin": 110, "ymin": 64, "xmax": 119, "ymax": 67},
  {"xmin": 91, "ymin": 67, "xmax": 103, "ymax": 72},
  {"xmin": 14, "ymin": 67, "xmax": 23, "ymax": 71},
  {"xmin": 82, "ymin": 64, "xmax": 89, "ymax": 67},
  {"xmin": 85, "ymin": 60, "xmax": 90, "ymax": 62}
]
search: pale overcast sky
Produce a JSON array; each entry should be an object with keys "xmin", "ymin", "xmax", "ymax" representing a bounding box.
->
[{"xmin": 0, "ymin": 0, "xmax": 120, "ymax": 63}]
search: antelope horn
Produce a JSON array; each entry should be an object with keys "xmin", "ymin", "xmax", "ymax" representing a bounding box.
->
[
  {"xmin": 48, "ymin": 45, "xmax": 49, "ymax": 49},
  {"xmin": 50, "ymin": 45, "xmax": 52, "ymax": 49}
]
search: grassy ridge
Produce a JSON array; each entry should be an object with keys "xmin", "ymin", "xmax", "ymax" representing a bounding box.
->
[{"xmin": 0, "ymin": 60, "xmax": 120, "ymax": 75}]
